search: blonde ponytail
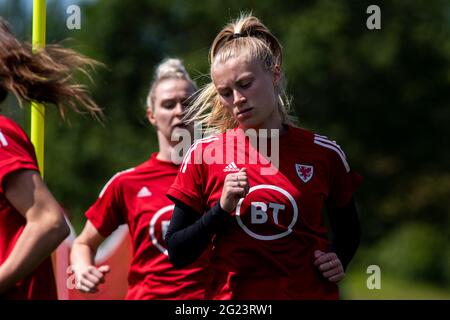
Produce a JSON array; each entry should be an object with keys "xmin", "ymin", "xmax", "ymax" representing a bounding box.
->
[{"xmin": 185, "ymin": 13, "xmax": 292, "ymax": 134}]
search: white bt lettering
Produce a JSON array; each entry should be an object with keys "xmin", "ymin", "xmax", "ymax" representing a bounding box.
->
[
  {"xmin": 269, "ymin": 203, "xmax": 285, "ymax": 224},
  {"xmin": 236, "ymin": 185, "xmax": 299, "ymax": 241},
  {"xmin": 251, "ymin": 202, "xmax": 268, "ymax": 224},
  {"xmin": 250, "ymin": 202, "xmax": 285, "ymax": 224}
]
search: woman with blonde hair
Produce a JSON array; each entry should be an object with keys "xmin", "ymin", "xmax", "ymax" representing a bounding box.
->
[
  {"xmin": 166, "ymin": 14, "xmax": 363, "ymax": 299},
  {"xmin": 70, "ymin": 58, "xmax": 211, "ymax": 299},
  {"xmin": 0, "ymin": 17, "xmax": 102, "ymax": 299}
]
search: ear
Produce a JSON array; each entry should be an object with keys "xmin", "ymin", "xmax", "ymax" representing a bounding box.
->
[
  {"xmin": 272, "ymin": 65, "xmax": 281, "ymax": 86},
  {"xmin": 147, "ymin": 107, "xmax": 157, "ymax": 127}
]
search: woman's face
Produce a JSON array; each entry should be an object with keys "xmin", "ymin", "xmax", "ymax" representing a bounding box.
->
[
  {"xmin": 148, "ymin": 78, "xmax": 195, "ymax": 143},
  {"xmin": 212, "ymin": 55, "xmax": 282, "ymax": 131}
]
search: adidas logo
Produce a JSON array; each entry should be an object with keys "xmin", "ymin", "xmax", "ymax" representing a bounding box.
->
[
  {"xmin": 137, "ymin": 186, "xmax": 152, "ymax": 198},
  {"xmin": 223, "ymin": 162, "xmax": 239, "ymax": 172}
]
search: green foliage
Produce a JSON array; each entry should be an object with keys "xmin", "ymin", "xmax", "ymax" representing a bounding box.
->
[
  {"xmin": 1, "ymin": 0, "xmax": 449, "ymax": 291},
  {"xmin": 364, "ymin": 223, "xmax": 449, "ymax": 287},
  {"xmin": 341, "ymin": 267, "xmax": 450, "ymax": 299}
]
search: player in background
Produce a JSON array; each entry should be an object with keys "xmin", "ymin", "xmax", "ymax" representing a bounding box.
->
[
  {"xmin": 70, "ymin": 58, "xmax": 212, "ymax": 299},
  {"xmin": 165, "ymin": 14, "xmax": 363, "ymax": 299},
  {"xmin": 0, "ymin": 17, "xmax": 103, "ymax": 299}
]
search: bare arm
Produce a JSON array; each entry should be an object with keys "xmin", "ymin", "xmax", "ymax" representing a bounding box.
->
[
  {"xmin": 70, "ymin": 220, "xmax": 110, "ymax": 293},
  {"xmin": 0, "ymin": 170, "xmax": 70, "ymax": 293}
]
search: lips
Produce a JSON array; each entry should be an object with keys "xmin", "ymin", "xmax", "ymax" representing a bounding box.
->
[
  {"xmin": 236, "ymin": 107, "xmax": 253, "ymax": 118},
  {"xmin": 172, "ymin": 123, "xmax": 186, "ymax": 128}
]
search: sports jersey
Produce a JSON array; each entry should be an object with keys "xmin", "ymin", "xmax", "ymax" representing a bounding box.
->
[
  {"xmin": 0, "ymin": 115, "xmax": 57, "ymax": 300},
  {"xmin": 86, "ymin": 153, "xmax": 211, "ymax": 299},
  {"xmin": 167, "ymin": 125, "xmax": 363, "ymax": 299}
]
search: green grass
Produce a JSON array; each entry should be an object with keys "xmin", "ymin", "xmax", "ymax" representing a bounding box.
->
[{"xmin": 340, "ymin": 271, "xmax": 450, "ymax": 300}]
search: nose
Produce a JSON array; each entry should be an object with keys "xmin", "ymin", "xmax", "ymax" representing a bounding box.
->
[
  {"xmin": 174, "ymin": 101, "xmax": 183, "ymax": 117},
  {"xmin": 233, "ymin": 89, "xmax": 246, "ymax": 106}
]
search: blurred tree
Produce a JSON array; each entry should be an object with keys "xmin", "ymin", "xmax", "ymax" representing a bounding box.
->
[{"xmin": 1, "ymin": 0, "xmax": 449, "ymax": 286}]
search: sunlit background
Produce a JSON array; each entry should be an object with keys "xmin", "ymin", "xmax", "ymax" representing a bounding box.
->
[{"xmin": 1, "ymin": 0, "xmax": 449, "ymax": 299}]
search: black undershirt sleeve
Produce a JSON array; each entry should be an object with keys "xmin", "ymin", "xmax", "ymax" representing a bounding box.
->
[
  {"xmin": 165, "ymin": 197, "xmax": 360, "ymax": 271},
  {"xmin": 327, "ymin": 197, "xmax": 361, "ymax": 271},
  {"xmin": 165, "ymin": 200, "xmax": 230, "ymax": 269}
]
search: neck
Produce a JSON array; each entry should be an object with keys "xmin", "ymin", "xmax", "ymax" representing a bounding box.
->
[
  {"xmin": 156, "ymin": 131, "xmax": 174, "ymax": 162},
  {"xmin": 262, "ymin": 108, "xmax": 285, "ymax": 132},
  {"xmin": 241, "ymin": 110, "xmax": 286, "ymax": 136}
]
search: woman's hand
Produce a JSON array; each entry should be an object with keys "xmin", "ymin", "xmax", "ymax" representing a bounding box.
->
[
  {"xmin": 220, "ymin": 168, "xmax": 249, "ymax": 213},
  {"xmin": 74, "ymin": 264, "xmax": 110, "ymax": 293},
  {"xmin": 314, "ymin": 250, "xmax": 345, "ymax": 282}
]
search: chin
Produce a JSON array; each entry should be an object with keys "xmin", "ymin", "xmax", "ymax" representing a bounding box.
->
[
  {"xmin": 170, "ymin": 126, "xmax": 190, "ymax": 142},
  {"xmin": 238, "ymin": 119, "xmax": 260, "ymax": 130}
]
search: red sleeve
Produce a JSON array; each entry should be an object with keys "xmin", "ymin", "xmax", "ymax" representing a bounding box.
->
[
  {"xmin": 167, "ymin": 143, "xmax": 205, "ymax": 214},
  {"xmin": 85, "ymin": 174, "xmax": 125, "ymax": 237},
  {"xmin": 0, "ymin": 122, "xmax": 39, "ymax": 194},
  {"xmin": 328, "ymin": 145, "xmax": 363, "ymax": 208}
]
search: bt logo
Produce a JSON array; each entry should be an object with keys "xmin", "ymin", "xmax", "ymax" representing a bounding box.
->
[
  {"xmin": 149, "ymin": 205, "xmax": 174, "ymax": 255},
  {"xmin": 235, "ymin": 185, "xmax": 298, "ymax": 241},
  {"xmin": 250, "ymin": 202, "xmax": 285, "ymax": 224}
]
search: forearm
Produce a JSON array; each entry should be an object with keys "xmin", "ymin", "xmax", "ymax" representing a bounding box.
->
[
  {"xmin": 69, "ymin": 220, "xmax": 108, "ymax": 293},
  {"xmin": 328, "ymin": 198, "xmax": 361, "ymax": 270},
  {"xmin": 0, "ymin": 219, "xmax": 68, "ymax": 293},
  {"xmin": 70, "ymin": 219, "xmax": 106, "ymax": 280},
  {"xmin": 70, "ymin": 241, "xmax": 97, "ymax": 271},
  {"xmin": 166, "ymin": 201, "xmax": 230, "ymax": 268}
]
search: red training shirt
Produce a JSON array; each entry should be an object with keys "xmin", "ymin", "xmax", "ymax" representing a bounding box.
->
[
  {"xmin": 0, "ymin": 115, "xmax": 57, "ymax": 300},
  {"xmin": 167, "ymin": 125, "xmax": 363, "ymax": 300},
  {"xmin": 86, "ymin": 153, "xmax": 211, "ymax": 299}
]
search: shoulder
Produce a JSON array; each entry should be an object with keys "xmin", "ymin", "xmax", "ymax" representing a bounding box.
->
[
  {"xmin": 132, "ymin": 157, "xmax": 155, "ymax": 173},
  {"xmin": 286, "ymin": 125, "xmax": 321, "ymax": 149},
  {"xmin": 179, "ymin": 134, "xmax": 221, "ymax": 173},
  {"xmin": 0, "ymin": 116, "xmax": 39, "ymax": 188},
  {"xmin": 192, "ymin": 134, "xmax": 222, "ymax": 151},
  {"xmin": 0, "ymin": 115, "xmax": 19, "ymax": 128},
  {"xmin": 0, "ymin": 116, "xmax": 37, "ymax": 165},
  {"xmin": 287, "ymin": 125, "xmax": 315, "ymax": 142},
  {"xmin": 311, "ymin": 132, "xmax": 351, "ymax": 173},
  {"xmin": 289, "ymin": 125, "xmax": 351, "ymax": 173},
  {"xmin": 0, "ymin": 115, "xmax": 30, "ymax": 147},
  {"xmin": 98, "ymin": 167, "xmax": 136, "ymax": 198}
]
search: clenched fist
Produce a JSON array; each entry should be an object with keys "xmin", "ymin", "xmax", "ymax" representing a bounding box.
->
[{"xmin": 220, "ymin": 168, "xmax": 249, "ymax": 213}]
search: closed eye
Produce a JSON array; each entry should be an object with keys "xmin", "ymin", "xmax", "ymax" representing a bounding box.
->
[
  {"xmin": 161, "ymin": 101, "xmax": 176, "ymax": 109},
  {"xmin": 218, "ymin": 90, "xmax": 232, "ymax": 98},
  {"xmin": 239, "ymin": 81, "xmax": 252, "ymax": 89}
]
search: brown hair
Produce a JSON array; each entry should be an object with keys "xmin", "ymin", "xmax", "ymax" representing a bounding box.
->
[
  {"xmin": 185, "ymin": 13, "xmax": 292, "ymax": 134},
  {"xmin": 0, "ymin": 17, "xmax": 103, "ymax": 120}
]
